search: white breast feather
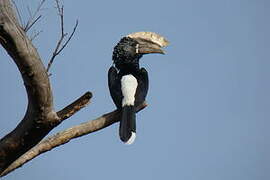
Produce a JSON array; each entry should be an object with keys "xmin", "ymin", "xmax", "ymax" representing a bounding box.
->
[{"xmin": 121, "ymin": 75, "xmax": 138, "ymax": 106}]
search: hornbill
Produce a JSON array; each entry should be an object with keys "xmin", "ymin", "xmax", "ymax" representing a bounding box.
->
[{"xmin": 108, "ymin": 32, "xmax": 169, "ymax": 144}]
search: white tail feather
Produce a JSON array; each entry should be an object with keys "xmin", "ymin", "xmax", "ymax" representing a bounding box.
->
[{"xmin": 125, "ymin": 132, "xmax": 136, "ymax": 145}]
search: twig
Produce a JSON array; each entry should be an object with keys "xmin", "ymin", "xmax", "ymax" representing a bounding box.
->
[
  {"xmin": 24, "ymin": 0, "xmax": 46, "ymax": 32},
  {"xmin": 57, "ymin": 20, "xmax": 78, "ymax": 57},
  {"xmin": 46, "ymin": 0, "xmax": 79, "ymax": 73},
  {"xmin": 56, "ymin": 0, "xmax": 64, "ymax": 36},
  {"xmin": 0, "ymin": 103, "xmax": 147, "ymax": 177},
  {"xmin": 30, "ymin": 30, "xmax": 43, "ymax": 41},
  {"xmin": 25, "ymin": 15, "xmax": 42, "ymax": 32},
  {"xmin": 11, "ymin": 0, "xmax": 23, "ymax": 26},
  {"xmin": 26, "ymin": 6, "xmax": 32, "ymax": 21}
]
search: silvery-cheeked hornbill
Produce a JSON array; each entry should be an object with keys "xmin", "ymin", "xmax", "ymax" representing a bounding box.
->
[{"xmin": 108, "ymin": 32, "xmax": 169, "ymax": 144}]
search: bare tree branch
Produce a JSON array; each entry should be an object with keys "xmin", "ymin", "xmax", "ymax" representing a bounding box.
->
[
  {"xmin": 56, "ymin": 20, "xmax": 78, "ymax": 58},
  {"xmin": 0, "ymin": 103, "xmax": 147, "ymax": 177},
  {"xmin": 0, "ymin": 0, "xmax": 89, "ymax": 173},
  {"xmin": 12, "ymin": 0, "xmax": 45, "ymax": 41},
  {"xmin": 1, "ymin": 0, "xmax": 148, "ymax": 178},
  {"xmin": 46, "ymin": 0, "xmax": 78, "ymax": 73},
  {"xmin": 24, "ymin": 0, "xmax": 46, "ymax": 32},
  {"xmin": 0, "ymin": 0, "xmax": 55, "ymax": 172},
  {"xmin": 57, "ymin": 92, "xmax": 92, "ymax": 121}
]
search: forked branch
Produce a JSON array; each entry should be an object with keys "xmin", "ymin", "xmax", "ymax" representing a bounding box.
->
[
  {"xmin": 0, "ymin": 0, "xmax": 148, "ymax": 178},
  {"xmin": 0, "ymin": 0, "xmax": 89, "ymax": 174},
  {"xmin": 46, "ymin": 0, "xmax": 79, "ymax": 73},
  {"xmin": 0, "ymin": 103, "xmax": 147, "ymax": 177}
]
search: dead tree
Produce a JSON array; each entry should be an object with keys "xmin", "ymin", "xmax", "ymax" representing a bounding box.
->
[{"xmin": 0, "ymin": 0, "xmax": 146, "ymax": 177}]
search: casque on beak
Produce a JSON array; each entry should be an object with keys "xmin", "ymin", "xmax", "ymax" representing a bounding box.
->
[
  {"xmin": 126, "ymin": 32, "xmax": 169, "ymax": 55},
  {"xmin": 135, "ymin": 38, "xmax": 165, "ymax": 55}
]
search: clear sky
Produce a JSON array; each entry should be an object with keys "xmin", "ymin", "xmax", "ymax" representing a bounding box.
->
[{"xmin": 0, "ymin": 0, "xmax": 269, "ymax": 179}]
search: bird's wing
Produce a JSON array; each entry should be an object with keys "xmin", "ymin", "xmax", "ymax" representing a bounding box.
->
[
  {"xmin": 108, "ymin": 66, "xmax": 122, "ymax": 109},
  {"xmin": 135, "ymin": 68, "xmax": 149, "ymax": 107}
]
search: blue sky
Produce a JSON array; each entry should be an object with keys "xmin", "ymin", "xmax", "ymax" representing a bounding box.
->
[{"xmin": 0, "ymin": 0, "xmax": 269, "ymax": 179}]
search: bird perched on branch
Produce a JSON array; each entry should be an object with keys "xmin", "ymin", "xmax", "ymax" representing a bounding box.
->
[{"xmin": 108, "ymin": 32, "xmax": 169, "ymax": 144}]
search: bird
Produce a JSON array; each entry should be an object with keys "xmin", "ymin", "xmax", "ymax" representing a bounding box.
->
[{"xmin": 108, "ymin": 32, "xmax": 169, "ymax": 144}]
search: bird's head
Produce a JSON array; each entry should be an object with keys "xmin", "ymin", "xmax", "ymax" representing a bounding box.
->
[{"xmin": 112, "ymin": 32, "xmax": 169, "ymax": 71}]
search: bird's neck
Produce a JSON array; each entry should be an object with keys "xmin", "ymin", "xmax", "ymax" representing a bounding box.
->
[
  {"xmin": 115, "ymin": 57, "xmax": 140, "ymax": 75},
  {"xmin": 117, "ymin": 63, "xmax": 140, "ymax": 76},
  {"xmin": 119, "ymin": 67, "xmax": 139, "ymax": 76},
  {"xmin": 114, "ymin": 54, "xmax": 142, "ymax": 71}
]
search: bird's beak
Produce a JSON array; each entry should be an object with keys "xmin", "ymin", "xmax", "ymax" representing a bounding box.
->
[{"xmin": 135, "ymin": 38, "xmax": 166, "ymax": 55}]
